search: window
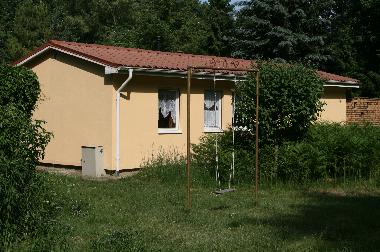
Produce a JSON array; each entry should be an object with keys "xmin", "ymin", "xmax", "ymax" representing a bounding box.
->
[
  {"xmin": 204, "ymin": 90, "xmax": 222, "ymax": 132},
  {"xmin": 158, "ymin": 89, "xmax": 180, "ymax": 133}
]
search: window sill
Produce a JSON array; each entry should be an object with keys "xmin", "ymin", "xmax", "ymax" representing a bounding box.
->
[
  {"xmin": 204, "ymin": 128, "xmax": 224, "ymax": 133},
  {"xmin": 158, "ymin": 129, "xmax": 182, "ymax": 134}
]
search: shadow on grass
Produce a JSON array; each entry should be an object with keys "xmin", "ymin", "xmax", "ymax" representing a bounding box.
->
[{"xmin": 261, "ymin": 191, "xmax": 380, "ymax": 251}]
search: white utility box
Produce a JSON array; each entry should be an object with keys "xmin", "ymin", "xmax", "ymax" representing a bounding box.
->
[{"xmin": 81, "ymin": 146, "xmax": 106, "ymax": 177}]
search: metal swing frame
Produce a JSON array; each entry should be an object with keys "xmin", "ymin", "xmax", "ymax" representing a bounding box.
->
[{"xmin": 186, "ymin": 66, "xmax": 260, "ymax": 210}]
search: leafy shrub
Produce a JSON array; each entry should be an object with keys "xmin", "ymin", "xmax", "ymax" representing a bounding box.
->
[
  {"xmin": 0, "ymin": 105, "xmax": 52, "ymax": 246},
  {"xmin": 0, "ymin": 65, "xmax": 52, "ymax": 246},
  {"xmin": 303, "ymin": 123, "xmax": 380, "ymax": 181},
  {"xmin": 192, "ymin": 123, "xmax": 380, "ymax": 185},
  {"xmin": 0, "ymin": 65, "xmax": 40, "ymax": 116},
  {"xmin": 192, "ymin": 131, "xmax": 254, "ymax": 185},
  {"xmin": 235, "ymin": 61, "xmax": 324, "ymax": 145},
  {"xmin": 276, "ymin": 142, "xmax": 328, "ymax": 182}
]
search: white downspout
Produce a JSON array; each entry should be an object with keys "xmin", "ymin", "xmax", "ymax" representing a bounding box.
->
[{"xmin": 115, "ymin": 68, "xmax": 133, "ymax": 175}]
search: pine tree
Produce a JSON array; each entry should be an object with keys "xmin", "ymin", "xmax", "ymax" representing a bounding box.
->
[
  {"xmin": 233, "ymin": 0, "xmax": 333, "ymax": 66},
  {"xmin": 6, "ymin": 0, "xmax": 51, "ymax": 61},
  {"xmin": 0, "ymin": 0, "xmax": 23, "ymax": 63},
  {"xmin": 326, "ymin": 0, "xmax": 380, "ymax": 97},
  {"xmin": 205, "ymin": 0, "xmax": 235, "ymax": 56}
]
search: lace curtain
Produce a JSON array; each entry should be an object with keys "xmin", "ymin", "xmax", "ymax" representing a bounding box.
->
[
  {"xmin": 159, "ymin": 90, "xmax": 177, "ymax": 123},
  {"xmin": 204, "ymin": 91, "xmax": 220, "ymax": 128}
]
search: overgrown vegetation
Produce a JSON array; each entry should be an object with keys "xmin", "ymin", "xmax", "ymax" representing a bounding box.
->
[
  {"xmin": 192, "ymin": 61, "xmax": 380, "ymax": 186},
  {"xmin": 193, "ymin": 123, "xmax": 380, "ymax": 185},
  {"xmin": 0, "ymin": 65, "xmax": 52, "ymax": 247}
]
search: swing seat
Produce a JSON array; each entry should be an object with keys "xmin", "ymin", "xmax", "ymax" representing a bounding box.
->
[{"xmin": 214, "ymin": 188, "xmax": 236, "ymax": 194}]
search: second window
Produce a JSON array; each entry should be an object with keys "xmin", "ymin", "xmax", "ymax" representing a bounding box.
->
[{"xmin": 204, "ymin": 90, "xmax": 221, "ymax": 131}]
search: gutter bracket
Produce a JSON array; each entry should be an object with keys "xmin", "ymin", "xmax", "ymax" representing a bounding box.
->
[{"xmin": 105, "ymin": 66, "xmax": 119, "ymax": 75}]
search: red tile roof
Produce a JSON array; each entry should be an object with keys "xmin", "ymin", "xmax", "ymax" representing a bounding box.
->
[{"xmin": 14, "ymin": 40, "xmax": 359, "ymax": 84}]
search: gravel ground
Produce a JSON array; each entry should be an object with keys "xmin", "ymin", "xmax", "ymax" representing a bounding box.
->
[{"xmin": 36, "ymin": 166, "xmax": 139, "ymax": 180}]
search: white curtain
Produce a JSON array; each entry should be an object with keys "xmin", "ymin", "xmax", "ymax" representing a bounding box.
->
[
  {"xmin": 159, "ymin": 90, "xmax": 176, "ymax": 123},
  {"xmin": 204, "ymin": 91, "xmax": 220, "ymax": 128}
]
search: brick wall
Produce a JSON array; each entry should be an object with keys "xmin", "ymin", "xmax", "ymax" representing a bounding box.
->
[{"xmin": 346, "ymin": 97, "xmax": 380, "ymax": 125}]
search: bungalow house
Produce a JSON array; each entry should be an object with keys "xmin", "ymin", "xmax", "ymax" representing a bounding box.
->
[{"xmin": 14, "ymin": 40, "xmax": 359, "ymax": 172}]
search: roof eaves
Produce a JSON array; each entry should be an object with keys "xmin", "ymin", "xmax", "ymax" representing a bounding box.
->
[
  {"xmin": 118, "ymin": 67, "xmax": 245, "ymax": 81},
  {"xmin": 324, "ymin": 80, "xmax": 360, "ymax": 88},
  {"xmin": 48, "ymin": 40, "xmax": 120, "ymax": 68},
  {"xmin": 13, "ymin": 43, "xmax": 50, "ymax": 66},
  {"xmin": 13, "ymin": 40, "xmax": 120, "ymax": 68}
]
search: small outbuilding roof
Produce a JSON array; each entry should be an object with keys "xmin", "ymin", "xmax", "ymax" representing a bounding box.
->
[{"xmin": 14, "ymin": 40, "xmax": 359, "ymax": 85}]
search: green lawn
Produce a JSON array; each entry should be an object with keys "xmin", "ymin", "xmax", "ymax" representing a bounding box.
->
[{"xmin": 13, "ymin": 168, "xmax": 380, "ymax": 251}]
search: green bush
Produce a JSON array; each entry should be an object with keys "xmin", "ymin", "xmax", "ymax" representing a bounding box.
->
[
  {"xmin": 235, "ymin": 61, "xmax": 324, "ymax": 145},
  {"xmin": 0, "ymin": 105, "xmax": 52, "ymax": 246},
  {"xmin": 0, "ymin": 65, "xmax": 52, "ymax": 247},
  {"xmin": 192, "ymin": 123, "xmax": 380, "ymax": 185},
  {"xmin": 0, "ymin": 65, "xmax": 40, "ymax": 116},
  {"xmin": 303, "ymin": 123, "xmax": 380, "ymax": 181},
  {"xmin": 192, "ymin": 131, "xmax": 254, "ymax": 185},
  {"xmin": 276, "ymin": 142, "xmax": 328, "ymax": 182}
]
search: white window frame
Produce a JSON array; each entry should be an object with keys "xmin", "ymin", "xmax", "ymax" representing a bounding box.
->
[
  {"xmin": 204, "ymin": 90, "xmax": 223, "ymax": 133},
  {"xmin": 158, "ymin": 89, "xmax": 181, "ymax": 134}
]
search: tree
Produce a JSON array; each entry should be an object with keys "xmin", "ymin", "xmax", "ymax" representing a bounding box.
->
[
  {"xmin": 129, "ymin": 0, "xmax": 209, "ymax": 54},
  {"xmin": 233, "ymin": 0, "xmax": 334, "ymax": 66},
  {"xmin": 205, "ymin": 0, "xmax": 235, "ymax": 56},
  {"xmin": 235, "ymin": 61, "xmax": 324, "ymax": 145},
  {"xmin": 0, "ymin": 0, "xmax": 23, "ymax": 63},
  {"xmin": 0, "ymin": 66, "xmax": 40, "ymax": 116},
  {"xmin": 326, "ymin": 0, "xmax": 380, "ymax": 97},
  {"xmin": 6, "ymin": 0, "xmax": 51, "ymax": 61}
]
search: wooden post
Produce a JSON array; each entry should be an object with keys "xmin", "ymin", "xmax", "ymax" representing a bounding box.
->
[
  {"xmin": 255, "ymin": 71, "xmax": 260, "ymax": 205},
  {"xmin": 186, "ymin": 67, "xmax": 192, "ymax": 210}
]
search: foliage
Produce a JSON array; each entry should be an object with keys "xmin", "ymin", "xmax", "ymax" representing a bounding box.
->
[
  {"xmin": 5, "ymin": 0, "xmax": 51, "ymax": 61},
  {"xmin": 192, "ymin": 131, "xmax": 254, "ymax": 186},
  {"xmin": 140, "ymin": 148, "xmax": 187, "ymax": 185},
  {"xmin": 205, "ymin": 0, "xmax": 235, "ymax": 56},
  {"xmin": 303, "ymin": 123, "xmax": 380, "ymax": 180},
  {"xmin": 0, "ymin": 0, "xmax": 222, "ymax": 62},
  {"xmin": 325, "ymin": 0, "xmax": 380, "ymax": 97},
  {"xmin": 233, "ymin": 0, "xmax": 333, "ymax": 66},
  {"xmin": 193, "ymin": 123, "xmax": 380, "ymax": 184},
  {"xmin": 0, "ymin": 65, "xmax": 40, "ymax": 116},
  {"xmin": 0, "ymin": 66, "xmax": 52, "ymax": 246},
  {"xmin": 0, "ymin": 0, "xmax": 379, "ymax": 98},
  {"xmin": 235, "ymin": 61, "xmax": 324, "ymax": 145},
  {"xmin": 0, "ymin": 105, "xmax": 52, "ymax": 246}
]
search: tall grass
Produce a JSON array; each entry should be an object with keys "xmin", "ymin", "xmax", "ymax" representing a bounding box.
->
[{"xmin": 192, "ymin": 123, "xmax": 380, "ymax": 185}]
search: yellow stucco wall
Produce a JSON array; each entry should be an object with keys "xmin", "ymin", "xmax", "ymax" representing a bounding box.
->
[
  {"xmin": 319, "ymin": 87, "xmax": 347, "ymax": 122},
  {"xmin": 113, "ymin": 75, "xmax": 233, "ymax": 169},
  {"xmin": 27, "ymin": 52, "xmax": 348, "ymax": 170},
  {"xmin": 29, "ymin": 52, "xmax": 114, "ymax": 168}
]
